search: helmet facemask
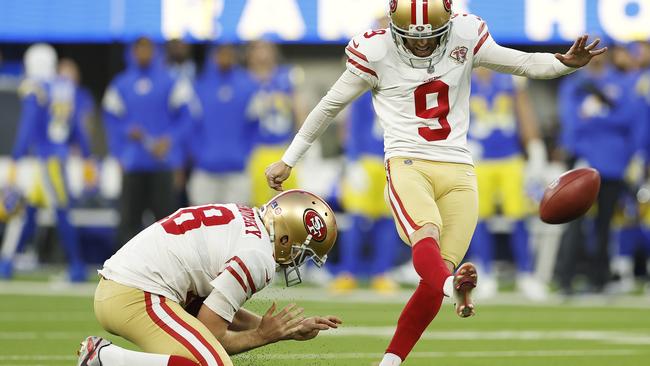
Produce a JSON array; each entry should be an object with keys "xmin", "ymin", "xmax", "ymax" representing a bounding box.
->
[
  {"xmin": 265, "ymin": 213, "xmax": 329, "ymax": 287},
  {"xmin": 390, "ymin": 21, "xmax": 451, "ymax": 72}
]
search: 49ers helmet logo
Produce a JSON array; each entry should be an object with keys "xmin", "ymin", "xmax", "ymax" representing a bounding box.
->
[
  {"xmin": 304, "ymin": 209, "xmax": 327, "ymax": 242},
  {"xmin": 389, "ymin": 0, "xmax": 398, "ymax": 13},
  {"xmin": 443, "ymin": 0, "xmax": 453, "ymax": 12}
]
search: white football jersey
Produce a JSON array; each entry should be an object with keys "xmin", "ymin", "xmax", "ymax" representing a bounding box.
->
[
  {"xmin": 345, "ymin": 14, "xmax": 493, "ymax": 165},
  {"xmin": 99, "ymin": 204, "xmax": 275, "ymax": 322}
]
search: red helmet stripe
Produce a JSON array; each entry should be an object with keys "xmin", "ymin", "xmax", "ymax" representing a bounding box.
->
[
  {"xmin": 422, "ymin": 0, "xmax": 429, "ymax": 23},
  {"xmin": 411, "ymin": 0, "xmax": 417, "ymax": 24}
]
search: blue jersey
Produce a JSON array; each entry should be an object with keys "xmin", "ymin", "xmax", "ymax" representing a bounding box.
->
[
  {"xmin": 558, "ymin": 66, "xmax": 647, "ymax": 179},
  {"xmin": 192, "ymin": 66, "xmax": 257, "ymax": 173},
  {"xmin": 345, "ymin": 91, "xmax": 384, "ymax": 161},
  {"xmin": 468, "ymin": 73, "xmax": 521, "ymax": 160},
  {"xmin": 248, "ymin": 66, "xmax": 296, "ymax": 146},
  {"xmin": 102, "ymin": 64, "xmax": 194, "ymax": 171},
  {"xmin": 12, "ymin": 77, "xmax": 91, "ymax": 160}
]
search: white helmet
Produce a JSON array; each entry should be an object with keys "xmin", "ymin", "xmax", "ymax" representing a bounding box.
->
[{"xmin": 24, "ymin": 43, "xmax": 57, "ymax": 81}]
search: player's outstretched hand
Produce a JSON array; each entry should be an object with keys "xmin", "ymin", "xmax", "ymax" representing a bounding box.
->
[
  {"xmin": 292, "ymin": 316, "xmax": 343, "ymax": 341},
  {"xmin": 555, "ymin": 35, "xmax": 607, "ymax": 68},
  {"xmin": 265, "ymin": 161, "xmax": 292, "ymax": 191},
  {"xmin": 256, "ymin": 303, "xmax": 305, "ymax": 343}
]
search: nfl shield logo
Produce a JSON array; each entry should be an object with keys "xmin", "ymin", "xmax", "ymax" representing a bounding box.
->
[{"xmin": 449, "ymin": 46, "xmax": 468, "ymax": 64}]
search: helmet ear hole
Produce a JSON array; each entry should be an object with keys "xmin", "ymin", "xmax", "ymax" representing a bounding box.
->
[{"xmin": 280, "ymin": 235, "xmax": 289, "ymax": 244}]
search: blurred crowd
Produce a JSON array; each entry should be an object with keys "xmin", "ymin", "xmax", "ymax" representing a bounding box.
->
[{"xmin": 0, "ymin": 37, "xmax": 649, "ymax": 300}]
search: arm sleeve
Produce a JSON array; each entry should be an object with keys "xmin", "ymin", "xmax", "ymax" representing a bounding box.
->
[
  {"xmin": 205, "ymin": 249, "xmax": 274, "ymax": 323},
  {"xmin": 281, "ymin": 69, "xmax": 371, "ymax": 167},
  {"xmin": 475, "ymin": 37, "xmax": 577, "ymax": 79}
]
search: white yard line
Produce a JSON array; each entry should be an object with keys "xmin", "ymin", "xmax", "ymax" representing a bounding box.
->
[{"xmin": 2, "ymin": 281, "xmax": 650, "ymax": 308}]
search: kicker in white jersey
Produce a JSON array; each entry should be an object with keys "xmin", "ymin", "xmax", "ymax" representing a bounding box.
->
[
  {"xmin": 344, "ymin": 14, "xmax": 493, "ymax": 165},
  {"xmin": 99, "ymin": 203, "xmax": 276, "ymax": 323}
]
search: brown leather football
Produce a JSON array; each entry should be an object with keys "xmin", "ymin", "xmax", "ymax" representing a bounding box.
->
[{"xmin": 539, "ymin": 168, "xmax": 601, "ymax": 224}]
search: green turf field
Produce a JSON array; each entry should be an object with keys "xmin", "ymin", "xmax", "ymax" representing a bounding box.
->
[{"xmin": 1, "ymin": 288, "xmax": 650, "ymax": 366}]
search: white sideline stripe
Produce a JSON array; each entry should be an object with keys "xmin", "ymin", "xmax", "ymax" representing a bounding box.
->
[
  {"xmin": 0, "ymin": 349, "xmax": 641, "ymax": 362},
  {"xmin": 2, "ymin": 281, "xmax": 650, "ymax": 308},
  {"xmin": 149, "ymin": 294, "xmax": 220, "ymax": 366},
  {"xmin": 320, "ymin": 328, "xmax": 650, "ymax": 345}
]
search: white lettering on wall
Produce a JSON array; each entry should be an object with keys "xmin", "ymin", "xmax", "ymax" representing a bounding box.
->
[
  {"xmin": 525, "ymin": 0, "xmax": 585, "ymax": 41},
  {"xmin": 237, "ymin": 0, "xmax": 306, "ymax": 40},
  {"xmin": 317, "ymin": 0, "xmax": 386, "ymax": 40},
  {"xmin": 162, "ymin": 0, "xmax": 223, "ymax": 40},
  {"xmin": 599, "ymin": 0, "xmax": 650, "ymax": 41}
]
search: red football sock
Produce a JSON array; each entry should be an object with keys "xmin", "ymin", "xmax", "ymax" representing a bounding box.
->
[
  {"xmin": 385, "ymin": 280, "xmax": 444, "ymax": 360},
  {"xmin": 167, "ymin": 356, "xmax": 199, "ymax": 366},
  {"xmin": 412, "ymin": 237, "xmax": 451, "ymax": 292},
  {"xmin": 384, "ymin": 237, "xmax": 452, "ymax": 361}
]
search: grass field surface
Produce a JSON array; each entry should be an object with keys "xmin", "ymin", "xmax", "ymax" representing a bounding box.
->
[{"xmin": 1, "ymin": 283, "xmax": 650, "ymax": 366}]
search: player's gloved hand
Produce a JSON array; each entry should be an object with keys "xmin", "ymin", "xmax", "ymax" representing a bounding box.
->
[
  {"xmin": 265, "ymin": 161, "xmax": 292, "ymax": 191},
  {"xmin": 555, "ymin": 35, "xmax": 607, "ymax": 68},
  {"xmin": 256, "ymin": 302, "xmax": 304, "ymax": 343},
  {"xmin": 291, "ymin": 316, "xmax": 342, "ymax": 341}
]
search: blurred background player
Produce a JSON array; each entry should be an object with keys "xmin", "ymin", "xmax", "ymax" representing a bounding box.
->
[
  {"xmin": 246, "ymin": 39, "xmax": 305, "ymax": 206},
  {"xmin": 102, "ymin": 37, "xmax": 195, "ymax": 247},
  {"xmin": 0, "ymin": 44, "xmax": 95, "ymax": 281},
  {"xmin": 165, "ymin": 38, "xmax": 196, "ymax": 81},
  {"xmin": 189, "ymin": 44, "xmax": 257, "ymax": 206},
  {"xmin": 556, "ymin": 41, "xmax": 647, "ymax": 294},
  {"xmin": 330, "ymin": 90, "xmax": 402, "ymax": 294},
  {"xmin": 466, "ymin": 67, "xmax": 549, "ymax": 301},
  {"xmin": 611, "ymin": 40, "xmax": 650, "ymax": 293}
]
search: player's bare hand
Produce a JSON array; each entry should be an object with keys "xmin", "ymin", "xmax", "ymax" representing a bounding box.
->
[
  {"xmin": 292, "ymin": 315, "xmax": 342, "ymax": 341},
  {"xmin": 256, "ymin": 303, "xmax": 305, "ymax": 343},
  {"xmin": 555, "ymin": 35, "xmax": 607, "ymax": 68},
  {"xmin": 151, "ymin": 137, "xmax": 171, "ymax": 159},
  {"xmin": 265, "ymin": 161, "xmax": 292, "ymax": 191},
  {"xmin": 128, "ymin": 126, "xmax": 144, "ymax": 141}
]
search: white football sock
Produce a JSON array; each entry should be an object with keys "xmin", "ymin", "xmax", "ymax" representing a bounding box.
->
[
  {"xmin": 100, "ymin": 344, "xmax": 171, "ymax": 366},
  {"xmin": 443, "ymin": 275, "xmax": 454, "ymax": 297},
  {"xmin": 379, "ymin": 352, "xmax": 402, "ymax": 366}
]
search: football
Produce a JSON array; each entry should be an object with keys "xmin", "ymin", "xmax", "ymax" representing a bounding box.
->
[{"xmin": 539, "ymin": 168, "xmax": 601, "ymax": 224}]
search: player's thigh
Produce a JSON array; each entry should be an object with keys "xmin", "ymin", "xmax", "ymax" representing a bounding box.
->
[
  {"xmin": 498, "ymin": 158, "xmax": 528, "ymax": 219},
  {"xmin": 94, "ymin": 279, "xmax": 231, "ymax": 366},
  {"xmin": 385, "ymin": 158, "xmax": 442, "ymax": 245},
  {"xmin": 474, "ymin": 162, "xmax": 498, "ymax": 219},
  {"xmin": 435, "ymin": 165, "xmax": 479, "ymax": 268}
]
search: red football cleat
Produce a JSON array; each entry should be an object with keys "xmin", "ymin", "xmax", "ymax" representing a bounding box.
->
[{"xmin": 454, "ymin": 262, "xmax": 478, "ymax": 318}]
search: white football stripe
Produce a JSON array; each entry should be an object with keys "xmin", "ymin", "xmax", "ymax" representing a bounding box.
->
[
  {"xmin": 385, "ymin": 164, "xmax": 416, "ymax": 235},
  {"xmin": 150, "ymin": 294, "xmax": 221, "ymax": 366},
  {"xmin": 415, "ymin": 0, "xmax": 424, "ymax": 25}
]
